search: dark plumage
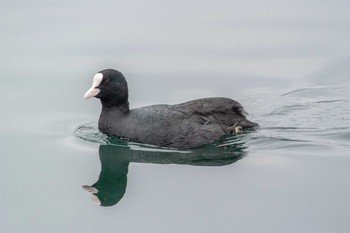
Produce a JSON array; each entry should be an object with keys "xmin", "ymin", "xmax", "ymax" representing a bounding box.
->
[{"xmin": 83, "ymin": 69, "xmax": 257, "ymax": 149}]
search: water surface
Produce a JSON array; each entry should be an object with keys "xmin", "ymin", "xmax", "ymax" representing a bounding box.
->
[{"xmin": 1, "ymin": 1, "xmax": 350, "ymax": 233}]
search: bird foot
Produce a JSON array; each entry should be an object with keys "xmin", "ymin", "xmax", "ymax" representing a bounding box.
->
[{"xmin": 234, "ymin": 126, "xmax": 243, "ymax": 134}]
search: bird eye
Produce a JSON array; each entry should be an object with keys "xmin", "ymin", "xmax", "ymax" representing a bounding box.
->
[{"xmin": 103, "ymin": 79, "xmax": 109, "ymax": 84}]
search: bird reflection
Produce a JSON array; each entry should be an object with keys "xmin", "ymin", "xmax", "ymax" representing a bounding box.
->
[{"xmin": 83, "ymin": 138, "xmax": 246, "ymax": 207}]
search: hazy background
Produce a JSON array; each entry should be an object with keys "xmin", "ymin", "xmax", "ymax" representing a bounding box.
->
[{"xmin": 1, "ymin": 1, "xmax": 350, "ymax": 233}]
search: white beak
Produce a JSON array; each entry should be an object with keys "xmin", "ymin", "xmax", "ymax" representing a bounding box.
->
[
  {"xmin": 83, "ymin": 73, "xmax": 103, "ymax": 100},
  {"xmin": 83, "ymin": 87, "xmax": 100, "ymax": 100}
]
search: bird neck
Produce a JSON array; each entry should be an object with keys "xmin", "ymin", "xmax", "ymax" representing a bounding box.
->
[{"xmin": 101, "ymin": 99, "xmax": 130, "ymax": 113}]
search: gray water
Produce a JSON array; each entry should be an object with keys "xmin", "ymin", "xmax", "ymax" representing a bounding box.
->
[{"xmin": 1, "ymin": 1, "xmax": 350, "ymax": 233}]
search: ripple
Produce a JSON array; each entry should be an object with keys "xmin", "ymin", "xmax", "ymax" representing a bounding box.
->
[
  {"xmin": 73, "ymin": 122, "xmax": 253, "ymax": 156},
  {"xmin": 269, "ymin": 104, "xmax": 310, "ymax": 115},
  {"xmin": 73, "ymin": 122, "xmax": 190, "ymax": 152},
  {"xmin": 73, "ymin": 122, "xmax": 109, "ymax": 144},
  {"xmin": 280, "ymin": 85, "xmax": 344, "ymax": 97},
  {"xmin": 314, "ymin": 99, "xmax": 347, "ymax": 104}
]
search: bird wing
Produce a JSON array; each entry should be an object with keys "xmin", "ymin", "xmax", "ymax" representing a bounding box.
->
[{"xmin": 173, "ymin": 97, "xmax": 247, "ymax": 117}]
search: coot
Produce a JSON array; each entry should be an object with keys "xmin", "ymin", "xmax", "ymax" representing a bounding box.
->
[{"xmin": 83, "ymin": 69, "xmax": 257, "ymax": 149}]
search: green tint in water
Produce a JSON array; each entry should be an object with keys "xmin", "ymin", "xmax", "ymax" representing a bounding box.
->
[{"xmin": 74, "ymin": 123, "xmax": 247, "ymax": 206}]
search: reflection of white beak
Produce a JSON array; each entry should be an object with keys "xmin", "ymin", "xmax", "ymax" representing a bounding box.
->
[
  {"xmin": 83, "ymin": 73, "xmax": 103, "ymax": 99},
  {"xmin": 82, "ymin": 185, "xmax": 99, "ymax": 194},
  {"xmin": 91, "ymin": 194, "xmax": 101, "ymax": 205},
  {"xmin": 82, "ymin": 185, "xmax": 101, "ymax": 206}
]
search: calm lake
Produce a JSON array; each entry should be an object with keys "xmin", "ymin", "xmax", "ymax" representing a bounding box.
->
[{"xmin": 1, "ymin": 1, "xmax": 350, "ymax": 233}]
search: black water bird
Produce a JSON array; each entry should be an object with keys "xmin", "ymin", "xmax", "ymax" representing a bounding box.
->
[{"xmin": 83, "ymin": 69, "xmax": 257, "ymax": 149}]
